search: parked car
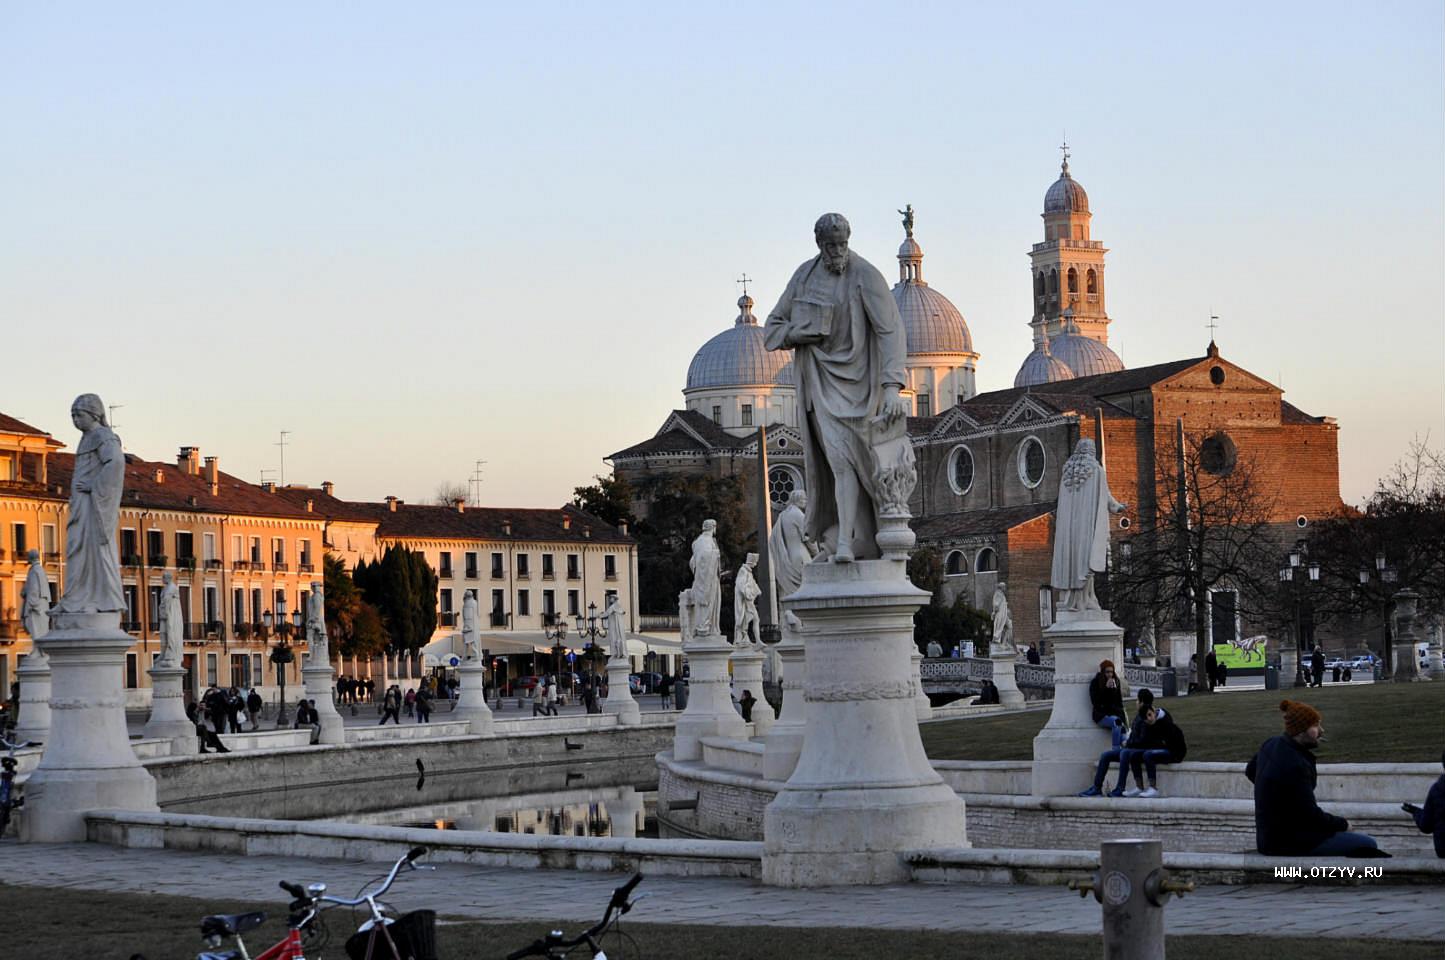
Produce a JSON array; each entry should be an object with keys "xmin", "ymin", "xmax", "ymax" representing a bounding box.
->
[
  {"xmin": 511, "ymin": 675, "xmax": 543, "ymax": 694},
  {"xmin": 1348, "ymin": 655, "xmax": 1375, "ymax": 670},
  {"xmin": 632, "ymin": 671, "xmax": 663, "ymax": 693},
  {"xmin": 1324, "ymin": 657, "xmax": 1346, "ymax": 670}
]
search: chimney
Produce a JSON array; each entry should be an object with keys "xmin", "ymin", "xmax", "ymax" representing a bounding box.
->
[
  {"xmin": 204, "ymin": 456, "xmax": 219, "ymax": 495},
  {"xmin": 502, "ymin": 519, "xmax": 512, "ymax": 536},
  {"xmin": 261, "ymin": 481, "xmax": 276, "ymax": 493},
  {"xmin": 386, "ymin": 495, "xmax": 399, "ymax": 512},
  {"xmin": 584, "ymin": 526, "xmax": 592, "ymax": 539},
  {"xmin": 453, "ymin": 497, "xmax": 466, "ymax": 514},
  {"xmin": 562, "ymin": 514, "xmax": 572, "ymax": 531},
  {"xmin": 321, "ymin": 480, "xmax": 334, "ymax": 496},
  {"xmin": 154, "ymin": 468, "xmax": 165, "ymax": 484},
  {"xmin": 618, "ymin": 520, "xmax": 629, "ymax": 536},
  {"xmin": 305, "ymin": 498, "xmax": 314, "ymax": 513},
  {"xmin": 177, "ymin": 446, "xmax": 200, "ymax": 475}
]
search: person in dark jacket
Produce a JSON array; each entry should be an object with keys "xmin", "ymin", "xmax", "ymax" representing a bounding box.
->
[
  {"xmin": 1079, "ymin": 688, "xmax": 1157, "ymax": 797},
  {"xmin": 1026, "ymin": 643, "xmax": 1041, "ymax": 665},
  {"xmin": 1204, "ymin": 649, "xmax": 1218, "ymax": 692},
  {"xmin": 1088, "ymin": 660, "xmax": 1128, "ymax": 747},
  {"xmin": 739, "ymin": 689, "xmax": 757, "ymax": 722},
  {"xmin": 1245, "ymin": 700, "xmax": 1386, "ymax": 857},
  {"xmin": 1404, "ymin": 750, "xmax": 1445, "ymax": 858},
  {"xmin": 1126, "ymin": 703, "xmax": 1187, "ymax": 797},
  {"xmin": 187, "ymin": 700, "xmax": 230, "ymax": 753},
  {"xmin": 1310, "ymin": 647, "xmax": 1325, "ymax": 688}
]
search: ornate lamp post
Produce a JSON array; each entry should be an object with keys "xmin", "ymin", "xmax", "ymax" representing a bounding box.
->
[
  {"xmin": 545, "ymin": 616, "xmax": 569, "ymax": 694},
  {"xmin": 1358, "ymin": 552, "xmax": 1398, "ymax": 676},
  {"xmin": 266, "ymin": 596, "xmax": 295, "ymax": 727},
  {"xmin": 1278, "ymin": 547, "xmax": 1320, "ymax": 687},
  {"xmin": 574, "ymin": 601, "xmax": 607, "ymax": 678}
]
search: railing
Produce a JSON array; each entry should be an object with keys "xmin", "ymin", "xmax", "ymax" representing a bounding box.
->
[
  {"xmin": 567, "ymin": 570, "xmax": 581, "ymax": 581},
  {"xmin": 177, "ymin": 556, "xmax": 196, "ymax": 571},
  {"xmin": 439, "ymin": 567, "xmax": 453, "ymax": 579},
  {"xmin": 542, "ymin": 612, "xmax": 563, "ymax": 627},
  {"xmin": 640, "ymin": 614, "xmax": 680, "ymax": 631},
  {"xmin": 604, "ymin": 572, "xmax": 618, "ymax": 581},
  {"xmin": 920, "ymin": 657, "xmax": 1057, "ymax": 694},
  {"xmin": 542, "ymin": 571, "xmax": 555, "ymax": 580},
  {"xmin": 439, "ymin": 612, "xmax": 458, "ymax": 627},
  {"xmin": 491, "ymin": 567, "xmax": 505, "ymax": 580},
  {"xmin": 0, "ymin": 619, "xmax": 22, "ymax": 639},
  {"xmin": 122, "ymin": 554, "xmax": 142, "ymax": 567},
  {"xmin": 183, "ymin": 623, "xmax": 209, "ymax": 640},
  {"xmin": 298, "ymin": 561, "xmax": 314, "ymax": 574},
  {"xmin": 1123, "ymin": 662, "xmax": 1169, "ymax": 691},
  {"xmin": 272, "ymin": 561, "xmax": 289, "ymax": 572},
  {"xmin": 489, "ymin": 611, "xmax": 509, "ymax": 627},
  {"xmin": 252, "ymin": 561, "xmax": 267, "ymax": 572},
  {"xmin": 148, "ymin": 555, "xmax": 168, "ymax": 568},
  {"xmin": 121, "ymin": 620, "xmax": 142, "ymax": 634},
  {"xmin": 232, "ymin": 560, "xmax": 251, "ymax": 571},
  {"xmin": 204, "ymin": 559, "xmax": 223, "ymax": 571},
  {"xmin": 44, "ymin": 551, "xmax": 61, "ymax": 564},
  {"xmin": 516, "ymin": 570, "xmax": 530, "ymax": 580},
  {"xmin": 465, "ymin": 568, "xmax": 479, "ymax": 580}
]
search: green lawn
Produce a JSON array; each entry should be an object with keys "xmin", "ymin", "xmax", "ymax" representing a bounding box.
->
[
  {"xmin": 1, "ymin": 884, "xmax": 1438, "ymax": 960},
  {"xmin": 922, "ymin": 681, "xmax": 1445, "ymax": 763}
]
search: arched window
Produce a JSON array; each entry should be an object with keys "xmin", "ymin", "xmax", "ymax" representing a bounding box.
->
[
  {"xmin": 1035, "ymin": 273, "xmax": 1046, "ymax": 299},
  {"xmin": 975, "ymin": 548, "xmax": 998, "ymax": 573},
  {"xmin": 947, "ymin": 445, "xmax": 975, "ymax": 496},
  {"xmin": 767, "ymin": 466, "xmax": 800, "ymax": 510},
  {"xmin": 1086, "ymin": 268, "xmax": 1098, "ymax": 294},
  {"xmin": 1067, "ymin": 268, "xmax": 1078, "ymax": 294},
  {"xmin": 945, "ymin": 551, "xmax": 966, "ymax": 576},
  {"xmin": 1048, "ymin": 270, "xmax": 1058, "ymax": 296}
]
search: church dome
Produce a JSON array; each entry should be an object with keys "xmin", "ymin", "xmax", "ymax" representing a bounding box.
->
[
  {"xmin": 685, "ymin": 294, "xmax": 794, "ymax": 390},
  {"xmin": 1044, "ymin": 157, "xmax": 1089, "ymax": 214},
  {"xmin": 1049, "ymin": 326, "xmax": 1124, "ymax": 378},
  {"xmin": 1014, "ymin": 338, "xmax": 1075, "ymax": 387},
  {"xmin": 891, "ymin": 213, "xmax": 975, "ymax": 355}
]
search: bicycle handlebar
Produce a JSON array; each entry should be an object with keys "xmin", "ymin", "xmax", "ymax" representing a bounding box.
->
[{"xmin": 506, "ymin": 874, "xmax": 644, "ymax": 959}]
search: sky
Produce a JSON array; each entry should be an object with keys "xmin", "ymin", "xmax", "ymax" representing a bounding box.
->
[{"xmin": 2, "ymin": 2, "xmax": 1441, "ymax": 508}]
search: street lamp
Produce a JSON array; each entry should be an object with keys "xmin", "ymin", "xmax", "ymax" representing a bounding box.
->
[
  {"xmin": 544, "ymin": 616, "xmax": 569, "ymax": 693},
  {"xmin": 1360, "ymin": 552, "xmax": 1399, "ymax": 676},
  {"xmin": 267, "ymin": 597, "xmax": 295, "ymax": 727},
  {"xmin": 574, "ymin": 601, "xmax": 607, "ymax": 676},
  {"xmin": 1279, "ymin": 548, "xmax": 1321, "ymax": 687}
]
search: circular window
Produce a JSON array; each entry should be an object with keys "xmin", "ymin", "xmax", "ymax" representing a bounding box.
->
[
  {"xmin": 948, "ymin": 445, "xmax": 975, "ymax": 495},
  {"xmin": 1018, "ymin": 437, "xmax": 1046, "ymax": 488},
  {"xmin": 1209, "ymin": 365, "xmax": 1226, "ymax": 386},
  {"xmin": 767, "ymin": 466, "xmax": 798, "ymax": 510},
  {"xmin": 777, "ymin": 437, "xmax": 788, "ymax": 449},
  {"xmin": 1119, "ymin": 516, "xmax": 1131, "ymax": 530},
  {"xmin": 1199, "ymin": 432, "xmax": 1238, "ymax": 475},
  {"xmin": 1296, "ymin": 515, "xmax": 1309, "ymax": 528}
]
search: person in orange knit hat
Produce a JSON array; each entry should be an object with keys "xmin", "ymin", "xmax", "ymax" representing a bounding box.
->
[{"xmin": 1244, "ymin": 700, "xmax": 1388, "ymax": 857}]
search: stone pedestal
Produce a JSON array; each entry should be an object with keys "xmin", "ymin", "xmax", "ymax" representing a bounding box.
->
[
  {"xmin": 762, "ymin": 632, "xmax": 807, "ymax": 781},
  {"xmin": 303, "ymin": 663, "xmax": 346, "ymax": 744},
  {"xmin": 674, "ymin": 633, "xmax": 745, "ymax": 759},
  {"xmin": 142, "ymin": 664, "xmax": 197, "ymax": 756},
  {"xmin": 609, "ymin": 787, "xmax": 645, "ymax": 838},
  {"xmin": 1426, "ymin": 618, "xmax": 1445, "ymax": 680},
  {"xmin": 1031, "ymin": 611, "xmax": 1124, "ymax": 797},
  {"xmin": 762, "ymin": 558, "xmax": 968, "ymax": 887},
  {"xmin": 1280, "ymin": 646, "xmax": 1302, "ymax": 688},
  {"xmin": 909, "ymin": 649, "xmax": 932, "ymax": 720},
  {"xmin": 12, "ymin": 654, "xmax": 52, "ymax": 745},
  {"xmin": 451, "ymin": 660, "xmax": 495, "ymax": 734},
  {"xmin": 989, "ymin": 649, "xmax": 1025, "ymax": 707},
  {"xmin": 20, "ymin": 613, "xmax": 158, "ymax": 842},
  {"xmin": 731, "ymin": 645, "xmax": 774, "ymax": 737},
  {"xmin": 1168, "ymin": 631, "xmax": 1195, "ymax": 694},
  {"xmin": 603, "ymin": 657, "xmax": 641, "ymax": 726},
  {"xmin": 1391, "ymin": 590, "xmax": 1426, "ymax": 683}
]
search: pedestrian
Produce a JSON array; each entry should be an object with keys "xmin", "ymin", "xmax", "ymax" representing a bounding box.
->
[
  {"xmin": 545, "ymin": 676, "xmax": 559, "ymax": 716},
  {"xmin": 739, "ymin": 689, "xmax": 757, "ymax": 722},
  {"xmin": 925, "ymin": 639, "xmax": 943, "ymax": 659},
  {"xmin": 205, "ymin": 685, "xmax": 228, "ymax": 734},
  {"xmin": 1245, "ymin": 699, "xmax": 1388, "ymax": 857},
  {"xmin": 404, "ymin": 687, "xmax": 416, "ymax": 717},
  {"xmin": 379, "ymin": 685, "xmax": 401, "ymax": 725},
  {"xmin": 659, "ymin": 674, "xmax": 674, "ymax": 710},
  {"xmin": 1217, "ymin": 661, "xmax": 1228, "ymax": 688},
  {"xmin": 532, "ymin": 677, "xmax": 550, "ymax": 717},
  {"xmin": 188, "ymin": 700, "xmax": 230, "ymax": 753},
  {"xmin": 415, "ymin": 685, "xmax": 433, "ymax": 723},
  {"xmin": 246, "ymin": 687, "xmax": 263, "ymax": 730},
  {"xmin": 1403, "ymin": 750, "xmax": 1445, "ymax": 859},
  {"xmin": 1310, "ymin": 646, "xmax": 1326, "ymax": 688},
  {"xmin": 1088, "ymin": 660, "xmax": 1129, "ymax": 748},
  {"xmin": 1026, "ymin": 643, "xmax": 1041, "ymax": 666},
  {"xmin": 226, "ymin": 687, "xmax": 244, "ymax": 733},
  {"xmin": 1204, "ymin": 648, "xmax": 1218, "ymax": 692},
  {"xmin": 1342, "ymin": 665, "xmax": 1353, "ymax": 682}
]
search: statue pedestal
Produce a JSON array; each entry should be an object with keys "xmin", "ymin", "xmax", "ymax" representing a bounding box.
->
[
  {"xmin": 1031, "ymin": 611, "xmax": 1123, "ymax": 797},
  {"xmin": 452, "ymin": 661, "xmax": 495, "ymax": 734},
  {"xmin": 13, "ymin": 654, "xmax": 52, "ymax": 745},
  {"xmin": 603, "ymin": 657, "xmax": 641, "ymax": 726},
  {"xmin": 990, "ymin": 649, "xmax": 1025, "ymax": 707},
  {"xmin": 909, "ymin": 649, "xmax": 932, "ymax": 720},
  {"xmin": 303, "ymin": 663, "xmax": 346, "ymax": 744},
  {"xmin": 674, "ymin": 633, "xmax": 745, "ymax": 760},
  {"xmin": 142, "ymin": 664, "xmax": 196, "ymax": 756},
  {"xmin": 762, "ymin": 559, "xmax": 967, "ymax": 887},
  {"xmin": 1392, "ymin": 591, "xmax": 1426, "ymax": 683},
  {"xmin": 1280, "ymin": 646, "xmax": 1301, "ymax": 688},
  {"xmin": 1168, "ymin": 631, "xmax": 1195, "ymax": 694},
  {"xmin": 730, "ymin": 645, "xmax": 774, "ymax": 737},
  {"xmin": 20, "ymin": 614, "xmax": 158, "ymax": 842},
  {"xmin": 762, "ymin": 633, "xmax": 807, "ymax": 781}
]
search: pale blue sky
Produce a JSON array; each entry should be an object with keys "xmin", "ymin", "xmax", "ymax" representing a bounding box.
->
[{"xmin": 3, "ymin": 2, "xmax": 1441, "ymax": 507}]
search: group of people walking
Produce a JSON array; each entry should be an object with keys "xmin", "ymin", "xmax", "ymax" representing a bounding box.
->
[{"xmin": 378, "ymin": 681, "xmax": 436, "ymax": 724}]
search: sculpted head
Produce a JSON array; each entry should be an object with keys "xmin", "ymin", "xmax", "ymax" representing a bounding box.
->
[
  {"xmin": 71, "ymin": 393, "xmax": 107, "ymax": 432},
  {"xmin": 788, "ymin": 489, "xmax": 808, "ymax": 511},
  {"xmin": 26, "ymin": 548, "xmax": 40, "ymax": 564},
  {"xmin": 1074, "ymin": 438, "xmax": 1097, "ymax": 461},
  {"xmin": 702, "ymin": 518, "xmax": 717, "ymax": 535},
  {"xmin": 814, "ymin": 213, "xmax": 851, "ymax": 275},
  {"xmin": 163, "ymin": 571, "xmax": 174, "ymax": 586},
  {"xmin": 311, "ymin": 580, "xmax": 322, "ymax": 594},
  {"xmin": 745, "ymin": 552, "xmax": 758, "ymax": 568},
  {"xmin": 995, "ymin": 581, "xmax": 1007, "ymax": 597}
]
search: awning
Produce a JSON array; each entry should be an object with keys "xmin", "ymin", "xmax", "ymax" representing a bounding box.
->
[{"xmin": 627, "ymin": 634, "xmax": 683, "ymax": 657}]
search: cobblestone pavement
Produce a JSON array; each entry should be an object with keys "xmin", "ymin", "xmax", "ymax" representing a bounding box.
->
[{"xmin": 5, "ymin": 844, "xmax": 1441, "ymax": 941}]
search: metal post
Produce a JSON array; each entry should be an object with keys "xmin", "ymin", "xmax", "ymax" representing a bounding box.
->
[{"xmin": 1068, "ymin": 839, "xmax": 1194, "ymax": 960}]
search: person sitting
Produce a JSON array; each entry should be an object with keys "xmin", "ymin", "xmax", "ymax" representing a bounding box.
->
[
  {"xmin": 1123, "ymin": 702, "xmax": 1187, "ymax": 797},
  {"xmin": 739, "ymin": 689, "xmax": 757, "ymax": 722},
  {"xmin": 1089, "ymin": 660, "xmax": 1129, "ymax": 748},
  {"xmin": 1245, "ymin": 700, "xmax": 1388, "ymax": 858},
  {"xmin": 1403, "ymin": 749, "xmax": 1445, "ymax": 859},
  {"xmin": 974, "ymin": 680, "xmax": 1001, "ymax": 705},
  {"xmin": 1078, "ymin": 688, "xmax": 1157, "ymax": 797},
  {"xmin": 187, "ymin": 700, "xmax": 230, "ymax": 754}
]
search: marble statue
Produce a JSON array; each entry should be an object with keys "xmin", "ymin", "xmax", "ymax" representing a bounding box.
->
[
  {"xmin": 462, "ymin": 590, "xmax": 480, "ymax": 659},
  {"xmin": 604, "ymin": 594, "xmax": 628, "ymax": 660},
  {"xmin": 764, "ymin": 213, "xmax": 913, "ymax": 562},
  {"xmin": 991, "ymin": 582, "xmax": 1013, "ymax": 654},
  {"xmin": 306, "ymin": 581, "xmax": 329, "ymax": 665},
  {"xmin": 688, "ymin": 519, "xmax": 722, "ymax": 637},
  {"xmin": 21, "ymin": 549, "xmax": 50, "ymax": 645},
  {"xmin": 733, "ymin": 553, "xmax": 761, "ymax": 646},
  {"xmin": 898, "ymin": 204, "xmax": 915, "ymax": 238},
  {"xmin": 156, "ymin": 572, "xmax": 183, "ymax": 667},
  {"xmin": 768, "ymin": 489, "xmax": 816, "ymax": 599},
  {"xmin": 1051, "ymin": 439, "xmax": 1128, "ymax": 612},
  {"xmin": 53, "ymin": 394, "xmax": 125, "ymax": 616}
]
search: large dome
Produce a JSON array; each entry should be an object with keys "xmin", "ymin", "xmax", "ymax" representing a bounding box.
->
[
  {"xmin": 894, "ymin": 282, "xmax": 974, "ymax": 354},
  {"xmin": 685, "ymin": 295, "xmax": 794, "ymax": 390},
  {"xmin": 1044, "ymin": 159, "xmax": 1089, "ymax": 214},
  {"xmin": 1014, "ymin": 340, "xmax": 1075, "ymax": 387},
  {"xmin": 1049, "ymin": 328, "xmax": 1124, "ymax": 378}
]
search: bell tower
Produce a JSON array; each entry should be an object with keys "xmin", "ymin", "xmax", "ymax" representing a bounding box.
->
[{"xmin": 1028, "ymin": 143, "xmax": 1111, "ymax": 346}]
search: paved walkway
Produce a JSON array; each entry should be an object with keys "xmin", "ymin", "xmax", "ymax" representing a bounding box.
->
[{"xmin": 6, "ymin": 844, "xmax": 1441, "ymax": 940}]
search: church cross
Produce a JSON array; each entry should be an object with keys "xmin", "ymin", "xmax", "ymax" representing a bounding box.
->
[
  {"xmin": 1207, "ymin": 314, "xmax": 1219, "ymax": 339},
  {"xmin": 736, "ymin": 273, "xmax": 752, "ymax": 297}
]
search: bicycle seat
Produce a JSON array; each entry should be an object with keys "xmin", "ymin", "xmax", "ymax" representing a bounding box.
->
[{"xmin": 200, "ymin": 911, "xmax": 266, "ymax": 938}]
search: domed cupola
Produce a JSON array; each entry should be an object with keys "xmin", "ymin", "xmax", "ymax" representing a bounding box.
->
[
  {"xmin": 683, "ymin": 285, "xmax": 797, "ymax": 436},
  {"xmin": 1044, "ymin": 153, "xmax": 1090, "ymax": 214},
  {"xmin": 889, "ymin": 205, "xmax": 980, "ymax": 417},
  {"xmin": 1048, "ymin": 316, "xmax": 1124, "ymax": 378},
  {"xmin": 1014, "ymin": 329, "xmax": 1076, "ymax": 388}
]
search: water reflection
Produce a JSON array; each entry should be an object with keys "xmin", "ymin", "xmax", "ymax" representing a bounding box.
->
[{"xmin": 348, "ymin": 784, "xmax": 655, "ymax": 838}]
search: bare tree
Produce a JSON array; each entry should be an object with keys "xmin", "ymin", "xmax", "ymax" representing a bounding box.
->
[
  {"xmin": 1111, "ymin": 428, "xmax": 1282, "ymax": 690},
  {"xmin": 433, "ymin": 481, "xmax": 470, "ymax": 506}
]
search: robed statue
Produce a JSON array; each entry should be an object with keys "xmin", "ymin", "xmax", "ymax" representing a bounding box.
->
[
  {"xmin": 768, "ymin": 489, "xmax": 816, "ymax": 600},
  {"xmin": 156, "ymin": 572, "xmax": 183, "ymax": 667},
  {"xmin": 764, "ymin": 213, "xmax": 912, "ymax": 562},
  {"xmin": 1051, "ymin": 439, "xmax": 1127, "ymax": 612},
  {"xmin": 688, "ymin": 519, "xmax": 722, "ymax": 637},
  {"xmin": 991, "ymin": 582, "xmax": 1014, "ymax": 656},
  {"xmin": 21, "ymin": 549, "xmax": 50, "ymax": 664},
  {"xmin": 462, "ymin": 590, "xmax": 480, "ymax": 659},
  {"xmin": 53, "ymin": 394, "xmax": 125, "ymax": 616},
  {"xmin": 307, "ymin": 581, "xmax": 329, "ymax": 665},
  {"xmin": 733, "ymin": 553, "xmax": 761, "ymax": 646},
  {"xmin": 603, "ymin": 595, "xmax": 628, "ymax": 661}
]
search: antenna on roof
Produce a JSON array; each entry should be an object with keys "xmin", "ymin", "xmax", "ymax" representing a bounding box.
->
[
  {"xmin": 259, "ymin": 468, "xmax": 277, "ymax": 485},
  {"xmin": 275, "ymin": 430, "xmax": 291, "ymax": 486},
  {"xmin": 469, "ymin": 459, "xmax": 488, "ymax": 507},
  {"xmin": 108, "ymin": 403, "xmax": 124, "ymax": 428},
  {"xmin": 1206, "ymin": 312, "xmax": 1219, "ymax": 344}
]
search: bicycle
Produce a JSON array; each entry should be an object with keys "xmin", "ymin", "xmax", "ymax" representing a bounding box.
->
[
  {"xmin": 506, "ymin": 873, "xmax": 644, "ymax": 960},
  {"xmin": 0, "ymin": 734, "xmax": 36, "ymax": 839},
  {"xmin": 168, "ymin": 845, "xmax": 436, "ymax": 960}
]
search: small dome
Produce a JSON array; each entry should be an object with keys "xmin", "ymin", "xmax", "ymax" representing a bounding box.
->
[
  {"xmin": 894, "ymin": 282, "xmax": 974, "ymax": 354},
  {"xmin": 1014, "ymin": 340, "xmax": 1076, "ymax": 387},
  {"xmin": 1045, "ymin": 158, "xmax": 1089, "ymax": 214},
  {"xmin": 685, "ymin": 296, "xmax": 793, "ymax": 390},
  {"xmin": 897, "ymin": 236, "xmax": 923, "ymax": 260},
  {"xmin": 1049, "ymin": 329, "xmax": 1124, "ymax": 378}
]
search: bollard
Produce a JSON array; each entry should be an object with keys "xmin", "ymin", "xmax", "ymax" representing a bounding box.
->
[{"xmin": 1067, "ymin": 839, "xmax": 1195, "ymax": 960}]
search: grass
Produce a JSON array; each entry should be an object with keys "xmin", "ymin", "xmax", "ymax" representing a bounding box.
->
[
  {"xmin": 922, "ymin": 680, "xmax": 1445, "ymax": 763},
  {"xmin": 1, "ymin": 884, "xmax": 1438, "ymax": 960}
]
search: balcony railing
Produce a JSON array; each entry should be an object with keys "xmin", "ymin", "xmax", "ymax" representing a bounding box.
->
[
  {"xmin": 177, "ymin": 556, "xmax": 197, "ymax": 571},
  {"xmin": 233, "ymin": 560, "xmax": 251, "ymax": 571},
  {"xmin": 148, "ymin": 555, "xmax": 169, "ymax": 569},
  {"xmin": 604, "ymin": 572, "xmax": 617, "ymax": 581},
  {"xmin": 252, "ymin": 561, "xmax": 267, "ymax": 572},
  {"xmin": 489, "ymin": 611, "xmax": 509, "ymax": 627},
  {"xmin": 516, "ymin": 570, "xmax": 530, "ymax": 580},
  {"xmin": 439, "ymin": 612, "xmax": 458, "ymax": 627},
  {"xmin": 439, "ymin": 567, "xmax": 453, "ymax": 579},
  {"xmin": 542, "ymin": 612, "xmax": 563, "ymax": 627},
  {"xmin": 0, "ymin": 619, "xmax": 22, "ymax": 639},
  {"xmin": 298, "ymin": 561, "xmax": 314, "ymax": 574},
  {"xmin": 44, "ymin": 551, "xmax": 62, "ymax": 565},
  {"xmin": 183, "ymin": 623, "xmax": 209, "ymax": 641},
  {"xmin": 465, "ymin": 568, "xmax": 479, "ymax": 580},
  {"xmin": 204, "ymin": 558, "xmax": 222, "ymax": 571},
  {"xmin": 567, "ymin": 571, "xmax": 581, "ymax": 581},
  {"xmin": 491, "ymin": 568, "xmax": 505, "ymax": 580},
  {"xmin": 273, "ymin": 561, "xmax": 289, "ymax": 572}
]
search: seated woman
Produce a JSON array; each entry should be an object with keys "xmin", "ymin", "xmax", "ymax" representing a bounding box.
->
[
  {"xmin": 1089, "ymin": 660, "xmax": 1129, "ymax": 748},
  {"xmin": 1078, "ymin": 688, "xmax": 1156, "ymax": 797}
]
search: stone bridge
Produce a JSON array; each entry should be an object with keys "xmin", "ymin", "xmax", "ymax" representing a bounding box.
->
[{"xmin": 920, "ymin": 658, "xmax": 1177, "ymax": 701}]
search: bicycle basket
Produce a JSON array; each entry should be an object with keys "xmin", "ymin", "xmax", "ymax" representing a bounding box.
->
[{"xmin": 344, "ymin": 910, "xmax": 437, "ymax": 960}]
